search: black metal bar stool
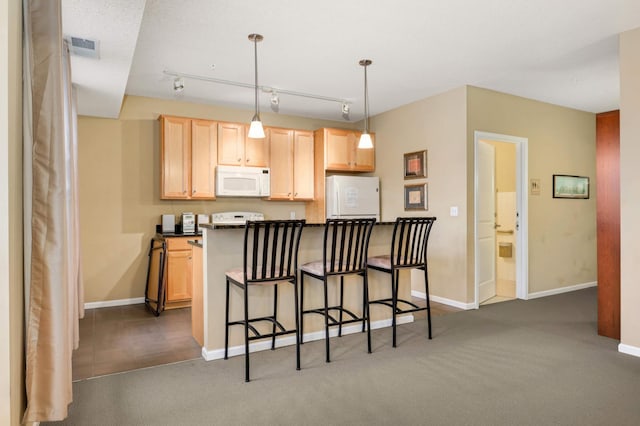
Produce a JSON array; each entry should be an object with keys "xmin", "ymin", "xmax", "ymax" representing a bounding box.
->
[
  {"xmin": 367, "ymin": 217, "xmax": 436, "ymax": 347},
  {"xmin": 224, "ymin": 219, "xmax": 305, "ymax": 382},
  {"xmin": 300, "ymin": 218, "xmax": 376, "ymax": 362}
]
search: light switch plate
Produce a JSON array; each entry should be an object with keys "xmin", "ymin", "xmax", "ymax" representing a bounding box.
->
[{"xmin": 450, "ymin": 206, "xmax": 459, "ymax": 217}]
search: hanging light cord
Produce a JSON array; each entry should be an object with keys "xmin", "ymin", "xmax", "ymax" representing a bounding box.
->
[
  {"xmin": 253, "ymin": 36, "xmax": 260, "ymax": 119},
  {"xmin": 363, "ymin": 63, "xmax": 369, "ymax": 133}
]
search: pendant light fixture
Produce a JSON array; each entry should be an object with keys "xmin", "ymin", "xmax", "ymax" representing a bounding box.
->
[
  {"xmin": 248, "ymin": 33, "xmax": 265, "ymax": 139},
  {"xmin": 358, "ymin": 59, "xmax": 374, "ymax": 149}
]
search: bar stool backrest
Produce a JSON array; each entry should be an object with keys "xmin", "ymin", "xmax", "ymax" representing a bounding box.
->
[
  {"xmin": 242, "ymin": 220, "xmax": 306, "ymax": 283},
  {"xmin": 322, "ymin": 218, "xmax": 376, "ymax": 275},
  {"xmin": 390, "ymin": 217, "xmax": 436, "ymax": 269}
]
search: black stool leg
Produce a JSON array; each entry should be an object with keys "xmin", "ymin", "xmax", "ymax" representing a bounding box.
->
[
  {"xmin": 424, "ymin": 267, "xmax": 432, "ymax": 339},
  {"xmin": 324, "ymin": 277, "xmax": 331, "ymax": 363},
  {"xmin": 293, "ymin": 278, "xmax": 301, "ymax": 370},
  {"xmin": 300, "ymin": 273, "xmax": 305, "ymax": 344},
  {"xmin": 338, "ymin": 276, "xmax": 344, "ymax": 337},
  {"xmin": 271, "ymin": 285, "xmax": 278, "ymax": 350},
  {"xmin": 224, "ymin": 278, "xmax": 230, "ymax": 360},
  {"xmin": 364, "ymin": 272, "xmax": 372, "ymax": 354},
  {"xmin": 392, "ymin": 269, "xmax": 399, "ymax": 348},
  {"xmin": 244, "ymin": 284, "xmax": 250, "ymax": 382}
]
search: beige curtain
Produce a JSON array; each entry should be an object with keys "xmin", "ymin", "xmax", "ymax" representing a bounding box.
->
[{"xmin": 23, "ymin": 0, "xmax": 84, "ymax": 422}]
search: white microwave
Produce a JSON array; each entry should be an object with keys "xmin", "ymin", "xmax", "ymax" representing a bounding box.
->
[{"xmin": 215, "ymin": 165, "xmax": 270, "ymax": 197}]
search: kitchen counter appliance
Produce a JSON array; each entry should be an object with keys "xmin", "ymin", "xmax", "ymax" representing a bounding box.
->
[{"xmin": 211, "ymin": 211, "xmax": 265, "ymax": 226}]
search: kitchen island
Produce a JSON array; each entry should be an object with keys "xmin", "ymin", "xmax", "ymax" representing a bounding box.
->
[{"xmin": 196, "ymin": 222, "xmax": 416, "ymax": 360}]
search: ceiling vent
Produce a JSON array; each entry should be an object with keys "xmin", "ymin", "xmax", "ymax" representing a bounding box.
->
[{"xmin": 64, "ymin": 35, "xmax": 100, "ymax": 59}]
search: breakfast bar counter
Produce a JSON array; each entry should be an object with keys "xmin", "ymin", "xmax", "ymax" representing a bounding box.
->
[{"xmin": 196, "ymin": 222, "xmax": 413, "ymax": 360}]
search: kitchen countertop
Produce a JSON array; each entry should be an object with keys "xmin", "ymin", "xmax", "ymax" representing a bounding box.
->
[
  {"xmin": 200, "ymin": 221, "xmax": 395, "ymax": 230},
  {"xmin": 188, "ymin": 240, "xmax": 203, "ymax": 248}
]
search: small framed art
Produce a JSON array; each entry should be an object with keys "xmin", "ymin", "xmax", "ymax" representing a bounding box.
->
[
  {"xmin": 552, "ymin": 174, "xmax": 589, "ymax": 199},
  {"xmin": 404, "ymin": 183, "xmax": 428, "ymax": 210},
  {"xmin": 403, "ymin": 150, "xmax": 427, "ymax": 179}
]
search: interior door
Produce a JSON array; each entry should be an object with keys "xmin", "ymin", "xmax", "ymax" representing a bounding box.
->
[{"xmin": 477, "ymin": 141, "xmax": 496, "ymax": 303}]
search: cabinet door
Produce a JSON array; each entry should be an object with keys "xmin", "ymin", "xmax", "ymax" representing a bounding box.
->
[
  {"xmin": 293, "ymin": 130, "xmax": 315, "ymax": 199},
  {"xmin": 245, "ymin": 127, "xmax": 270, "ymax": 167},
  {"xmin": 166, "ymin": 249, "xmax": 192, "ymax": 302},
  {"xmin": 352, "ymin": 132, "xmax": 375, "ymax": 172},
  {"xmin": 325, "ymin": 128, "xmax": 352, "ymax": 171},
  {"xmin": 217, "ymin": 122, "xmax": 245, "ymax": 166},
  {"xmin": 268, "ymin": 128, "xmax": 294, "ymax": 200},
  {"xmin": 161, "ymin": 116, "xmax": 191, "ymax": 199},
  {"xmin": 191, "ymin": 119, "xmax": 217, "ymax": 199}
]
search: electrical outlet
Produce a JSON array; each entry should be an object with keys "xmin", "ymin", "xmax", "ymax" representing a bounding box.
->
[{"xmin": 290, "ymin": 211, "xmax": 296, "ymax": 219}]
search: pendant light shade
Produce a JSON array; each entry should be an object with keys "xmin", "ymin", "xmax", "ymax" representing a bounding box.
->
[
  {"xmin": 358, "ymin": 59, "xmax": 374, "ymax": 149},
  {"xmin": 247, "ymin": 33, "xmax": 265, "ymax": 139}
]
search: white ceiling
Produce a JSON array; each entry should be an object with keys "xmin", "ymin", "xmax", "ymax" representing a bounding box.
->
[{"xmin": 62, "ymin": 0, "xmax": 640, "ymax": 121}]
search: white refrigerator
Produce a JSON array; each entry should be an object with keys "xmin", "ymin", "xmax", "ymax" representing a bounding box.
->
[{"xmin": 326, "ymin": 175, "xmax": 380, "ymax": 221}]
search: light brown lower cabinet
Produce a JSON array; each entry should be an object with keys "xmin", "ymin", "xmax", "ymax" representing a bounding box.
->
[{"xmin": 165, "ymin": 236, "xmax": 201, "ymax": 309}]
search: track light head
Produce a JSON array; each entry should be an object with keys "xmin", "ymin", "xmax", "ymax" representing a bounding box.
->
[{"xmin": 173, "ymin": 77, "xmax": 184, "ymax": 93}]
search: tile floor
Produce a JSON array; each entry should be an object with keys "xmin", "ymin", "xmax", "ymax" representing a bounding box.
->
[
  {"xmin": 72, "ymin": 304, "xmax": 201, "ymax": 381},
  {"xmin": 73, "ymin": 298, "xmax": 461, "ymax": 381}
]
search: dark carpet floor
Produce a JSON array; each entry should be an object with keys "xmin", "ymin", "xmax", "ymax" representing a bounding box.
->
[{"xmin": 47, "ymin": 287, "xmax": 640, "ymax": 425}]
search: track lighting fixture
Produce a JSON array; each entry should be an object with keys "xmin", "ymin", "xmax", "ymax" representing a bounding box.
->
[
  {"xmin": 173, "ymin": 77, "xmax": 184, "ymax": 93},
  {"xmin": 341, "ymin": 103, "xmax": 350, "ymax": 121}
]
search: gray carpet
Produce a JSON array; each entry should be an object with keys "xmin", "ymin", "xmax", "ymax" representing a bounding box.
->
[{"xmin": 48, "ymin": 288, "xmax": 640, "ymax": 425}]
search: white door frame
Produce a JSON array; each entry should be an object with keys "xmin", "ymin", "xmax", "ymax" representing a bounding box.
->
[{"xmin": 474, "ymin": 131, "xmax": 529, "ymax": 308}]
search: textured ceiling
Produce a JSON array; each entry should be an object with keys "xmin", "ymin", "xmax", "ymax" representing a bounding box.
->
[{"xmin": 62, "ymin": 0, "xmax": 640, "ymax": 121}]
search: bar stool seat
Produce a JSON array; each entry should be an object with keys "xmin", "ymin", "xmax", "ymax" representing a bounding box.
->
[
  {"xmin": 300, "ymin": 218, "xmax": 376, "ymax": 363},
  {"xmin": 367, "ymin": 217, "xmax": 436, "ymax": 347},
  {"xmin": 224, "ymin": 219, "xmax": 305, "ymax": 382}
]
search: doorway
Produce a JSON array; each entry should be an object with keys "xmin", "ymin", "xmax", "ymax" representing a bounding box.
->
[{"xmin": 474, "ymin": 131, "xmax": 529, "ymax": 308}]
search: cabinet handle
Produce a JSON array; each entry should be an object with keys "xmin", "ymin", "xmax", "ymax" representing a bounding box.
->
[
  {"xmin": 183, "ymin": 190, "xmax": 187, "ymax": 194},
  {"xmin": 192, "ymin": 189, "xmax": 196, "ymax": 194},
  {"xmin": 237, "ymin": 158, "xmax": 242, "ymax": 162},
  {"xmin": 246, "ymin": 158, "xmax": 250, "ymax": 162},
  {"xmin": 294, "ymin": 192, "xmax": 298, "ymax": 197},
  {"xmin": 287, "ymin": 192, "xmax": 291, "ymax": 197}
]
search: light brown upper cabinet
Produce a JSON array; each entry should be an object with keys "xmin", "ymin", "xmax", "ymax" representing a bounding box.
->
[
  {"xmin": 320, "ymin": 128, "xmax": 375, "ymax": 172},
  {"xmin": 217, "ymin": 122, "xmax": 269, "ymax": 167},
  {"xmin": 268, "ymin": 128, "xmax": 314, "ymax": 201},
  {"xmin": 160, "ymin": 115, "xmax": 217, "ymax": 200}
]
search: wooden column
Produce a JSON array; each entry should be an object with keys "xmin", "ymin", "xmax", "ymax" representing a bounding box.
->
[{"xmin": 596, "ymin": 110, "xmax": 620, "ymax": 339}]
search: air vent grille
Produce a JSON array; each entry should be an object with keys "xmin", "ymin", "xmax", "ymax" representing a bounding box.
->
[{"xmin": 64, "ymin": 35, "xmax": 100, "ymax": 59}]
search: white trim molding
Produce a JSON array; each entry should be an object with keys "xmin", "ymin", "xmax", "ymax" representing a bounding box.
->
[
  {"xmin": 84, "ymin": 297, "xmax": 145, "ymax": 310},
  {"xmin": 411, "ymin": 290, "xmax": 475, "ymax": 310},
  {"xmin": 202, "ymin": 315, "xmax": 414, "ymax": 361},
  {"xmin": 527, "ymin": 281, "xmax": 597, "ymax": 300},
  {"xmin": 618, "ymin": 343, "xmax": 640, "ymax": 358}
]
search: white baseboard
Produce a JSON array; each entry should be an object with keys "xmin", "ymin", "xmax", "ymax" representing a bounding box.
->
[
  {"xmin": 527, "ymin": 281, "xmax": 597, "ymax": 300},
  {"xmin": 411, "ymin": 290, "xmax": 475, "ymax": 310},
  {"xmin": 84, "ymin": 297, "xmax": 145, "ymax": 310},
  {"xmin": 618, "ymin": 343, "xmax": 640, "ymax": 358},
  {"xmin": 202, "ymin": 315, "xmax": 414, "ymax": 361}
]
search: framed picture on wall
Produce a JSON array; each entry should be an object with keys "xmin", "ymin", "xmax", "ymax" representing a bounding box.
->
[
  {"xmin": 403, "ymin": 150, "xmax": 428, "ymax": 179},
  {"xmin": 404, "ymin": 183, "xmax": 428, "ymax": 210},
  {"xmin": 552, "ymin": 174, "xmax": 589, "ymax": 199}
]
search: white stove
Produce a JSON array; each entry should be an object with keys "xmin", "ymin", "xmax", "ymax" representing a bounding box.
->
[{"xmin": 210, "ymin": 211, "xmax": 264, "ymax": 226}]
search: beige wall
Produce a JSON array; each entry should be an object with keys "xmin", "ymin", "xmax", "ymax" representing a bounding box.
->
[
  {"xmin": 0, "ymin": 0, "xmax": 25, "ymax": 424},
  {"xmin": 78, "ymin": 95, "xmax": 356, "ymax": 303},
  {"xmin": 467, "ymin": 86, "xmax": 597, "ymax": 296},
  {"xmin": 370, "ymin": 87, "xmax": 469, "ymax": 303},
  {"xmin": 620, "ymin": 27, "xmax": 640, "ymax": 350}
]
